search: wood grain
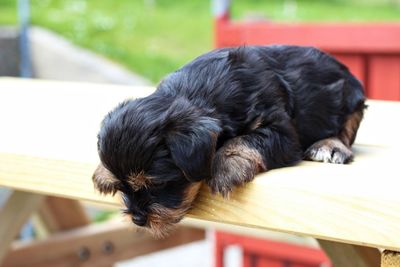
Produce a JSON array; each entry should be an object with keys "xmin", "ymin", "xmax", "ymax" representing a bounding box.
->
[
  {"xmin": 189, "ymin": 152, "xmax": 400, "ymax": 251},
  {"xmin": 0, "ymin": 153, "xmax": 114, "ymax": 204},
  {"xmin": 1, "ymin": 78, "xmax": 400, "ymax": 251}
]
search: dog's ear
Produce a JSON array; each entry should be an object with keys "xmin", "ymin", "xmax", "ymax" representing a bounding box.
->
[
  {"xmin": 165, "ymin": 98, "xmax": 221, "ymax": 182},
  {"xmin": 92, "ymin": 163, "xmax": 120, "ymax": 195}
]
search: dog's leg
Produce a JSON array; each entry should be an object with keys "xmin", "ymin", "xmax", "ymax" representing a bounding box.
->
[
  {"xmin": 304, "ymin": 108, "xmax": 364, "ymax": 164},
  {"xmin": 208, "ymin": 116, "xmax": 302, "ymax": 197}
]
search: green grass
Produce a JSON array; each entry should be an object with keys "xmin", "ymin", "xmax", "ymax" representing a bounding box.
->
[
  {"xmin": 231, "ymin": 0, "xmax": 400, "ymax": 22},
  {"xmin": 93, "ymin": 210, "xmax": 117, "ymax": 223},
  {"xmin": 0, "ymin": 0, "xmax": 17, "ymax": 24},
  {"xmin": 1, "ymin": 0, "xmax": 400, "ymax": 82},
  {"xmin": 28, "ymin": 0, "xmax": 214, "ymax": 82}
]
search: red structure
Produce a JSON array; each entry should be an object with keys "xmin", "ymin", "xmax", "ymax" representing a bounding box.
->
[
  {"xmin": 215, "ymin": 232, "xmax": 331, "ymax": 267},
  {"xmin": 213, "ymin": 0, "xmax": 400, "ymax": 100}
]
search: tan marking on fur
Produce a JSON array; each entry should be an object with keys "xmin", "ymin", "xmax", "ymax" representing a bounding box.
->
[
  {"xmin": 224, "ymin": 140, "xmax": 267, "ymax": 173},
  {"xmin": 127, "ymin": 171, "xmax": 151, "ymax": 191},
  {"xmin": 249, "ymin": 116, "xmax": 263, "ymax": 131},
  {"xmin": 182, "ymin": 182, "xmax": 202, "ymax": 206},
  {"xmin": 145, "ymin": 182, "xmax": 202, "ymax": 238},
  {"xmin": 209, "ymin": 138, "xmax": 267, "ymax": 197},
  {"xmin": 92, "ymin": 163, "xmax": 119, "ymax": 195},
  {"xmin": 339, "ymin": 109, "xmax": 364, "ymax": 147}
]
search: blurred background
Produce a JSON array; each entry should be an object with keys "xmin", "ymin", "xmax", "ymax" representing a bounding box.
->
[
  {"xmin": 1, "ymin": 0, "xmax": 400, "ymax": 83},
  {"xmin": 1, "ymin": 0, "xmax": 400, "ymax": 267}
]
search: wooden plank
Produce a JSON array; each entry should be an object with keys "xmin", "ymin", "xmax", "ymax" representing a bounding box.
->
[
  {"xmin": 1, "ymin": 147, "xmax": 400, "ymax": 251},
  {"xmin": 1, "ymin": 222, "xmax": 205, "ymax": 267},
  {"xmin": 38, "ymin": 197, "xmax": 90, "ymax": 233},
  {"xmin": 0, "ymin": 152, "xmax": 114, "ymax": 204},
  {"xmin": 381, "ymin": 250, "xmax": 400, "ymax": 267},
  {"xmin": 0, "ymin": 78, "xmax": 154, "ymax": 163},
  {"xmin": 318, "ymin": 240, "xmax": 380, "ymax": 267},
  {"xmin": 189, "ymin": 155, "xmax": 400, "ymax": 250},
  {"xmin": 0, "ymin": 191, "xmax": 44, "ymax": 263}
]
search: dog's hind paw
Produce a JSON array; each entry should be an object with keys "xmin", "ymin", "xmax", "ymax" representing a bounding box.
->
[{"xmin": 304, "ymin": 138, "xmax": 353, "ymax": 164}]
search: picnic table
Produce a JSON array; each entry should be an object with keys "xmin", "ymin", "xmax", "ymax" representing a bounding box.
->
[{"xmin": 0, "ymin": 77, "xmax": 399, "ymax": 267}]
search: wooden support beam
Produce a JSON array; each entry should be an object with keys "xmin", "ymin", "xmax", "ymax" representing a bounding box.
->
[
  {"xmin": 381, "ymin": 250, "xmax": 400, "ymax": 267},
  {"xmin": 0, "ymin": 191, "xmax": 44, "ymax": 263},
  {"xmin": 38, "ymin": 196, "xmax": 90, "ymax": 233},
  {"xmin": 318, "ymin": 239, "xmax": 381, "ymax": 267},
  {"xmin": 1, "ymin": 221, "xmax": 205, "ymax": 267}
]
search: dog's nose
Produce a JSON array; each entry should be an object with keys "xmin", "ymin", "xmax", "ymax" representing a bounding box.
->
[{"xmin": 132, "ymin": 214, "xmax": 147, "ymax": 226}]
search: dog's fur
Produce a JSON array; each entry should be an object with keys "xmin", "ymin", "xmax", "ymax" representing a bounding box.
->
[{"xmin": 93, "ymin": 45, "xmax": 365, "ymax": 237}]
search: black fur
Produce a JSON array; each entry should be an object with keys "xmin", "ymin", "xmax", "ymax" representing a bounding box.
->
[{"xmin": 95, "ymin": 45, "xmax": 365, "ymax": 229}]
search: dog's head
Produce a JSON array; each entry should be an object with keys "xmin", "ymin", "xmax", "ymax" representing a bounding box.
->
[{"xmin": 93, "ymin": 95, "xmax": 221, "ymax": 237}]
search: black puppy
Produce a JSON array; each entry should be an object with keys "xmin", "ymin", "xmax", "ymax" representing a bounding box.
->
[{"xmin": 93, "ymin": 45, "xmax": 365, "ymax": 237}]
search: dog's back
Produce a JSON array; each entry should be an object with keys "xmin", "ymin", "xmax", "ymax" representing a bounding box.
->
[
  {"xmin": 261, "ymin": 45, "xmax": 365, "ymax": 148},
  {"xmin": 157, "ymin": 45, "xmax": 365, "ymax": 149}
]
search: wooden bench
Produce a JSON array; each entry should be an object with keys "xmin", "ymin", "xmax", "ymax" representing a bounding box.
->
[{"xmin": 0, "ymin": 77, "xmax": 399, "ymax": 266}]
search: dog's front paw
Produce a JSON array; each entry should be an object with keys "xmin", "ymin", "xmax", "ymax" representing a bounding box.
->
[
  {"xmin": 208, "ymin": 148, "xmax": 262, "ymax": 197},
  {"xmin": 304, "ymin": 138, "xmax": 353, "ymax": 164}
]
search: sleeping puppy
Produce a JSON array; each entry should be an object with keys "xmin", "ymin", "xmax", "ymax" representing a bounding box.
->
[{"xmin": 93, "ymin": 45, "xmax": 365, "ymax": 237}]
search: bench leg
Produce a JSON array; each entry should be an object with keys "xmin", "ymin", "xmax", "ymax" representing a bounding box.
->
[
  {"xmin": 318, "ymin": 239, "xmax": 381, "ymax": 267},
  {"xmin": 0, "ymin": 190, "xmax": 44, "ymax": 263},
  {"xmin": 37, "ymin": 196, "xmax": 90, "ymax": 233},
  {"xmin": 381, "ymin": 250, "xmax": 400, "ymax": 267}
]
